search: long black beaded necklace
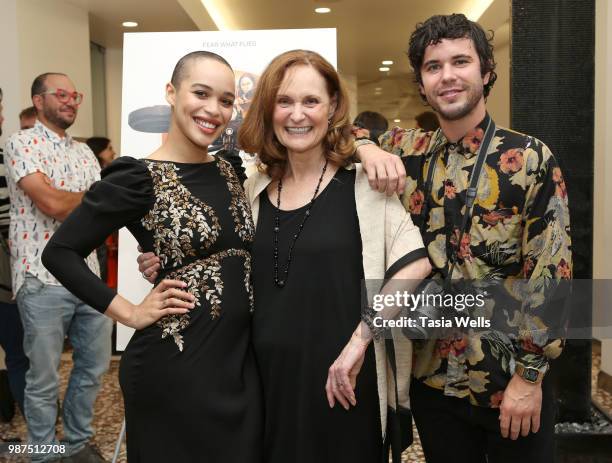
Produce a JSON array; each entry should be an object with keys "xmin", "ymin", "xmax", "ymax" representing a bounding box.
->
[{"xmin": 273, "ymin": 159, "xmax": 329, "ymax": 288}]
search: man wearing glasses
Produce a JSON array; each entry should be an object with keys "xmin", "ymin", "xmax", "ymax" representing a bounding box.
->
[{"xmin": 4, "ymin": 73, "xmax": 111, "ymax": 463}]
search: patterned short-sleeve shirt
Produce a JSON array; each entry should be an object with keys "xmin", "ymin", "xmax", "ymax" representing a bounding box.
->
[{"xmin": 4, "ymin": 121, "xmax": 100, "ymax": 294}]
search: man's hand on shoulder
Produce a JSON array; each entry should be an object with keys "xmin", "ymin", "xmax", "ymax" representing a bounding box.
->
[{"xmin": 356, "ymin": 143, "xmax": 406, "ymax": 196}]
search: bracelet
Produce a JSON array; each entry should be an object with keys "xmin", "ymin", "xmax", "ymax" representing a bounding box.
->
[
  {"xmin": 354, "ymin": 138, "xmax": 376, "ymax": 150},
  {"xmin": 362, "ymin": 306, "xmax": 387, "ymax": 341}
]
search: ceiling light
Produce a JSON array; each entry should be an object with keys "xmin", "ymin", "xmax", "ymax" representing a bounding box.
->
[
  {"xmin": 394, "ymin": 119, "xmax": 401, "ymax": 123},
  {"xmin": 122, "ymin": 21, "xmax": 138, "ymax": 27},
  {"xmin": 382, "ymin": 60, "xmax": 394, "ymax": 65},
  {"xmin": 375, "ymin": 87, "xmax": 382, "ymax": 91},
  {"xmin": 315, "ymin": 7, "xmax": 331, "ymax": 13},
  {"xmin": 379, "ymin": 67, "xmax": 390, "ymax": 72}
]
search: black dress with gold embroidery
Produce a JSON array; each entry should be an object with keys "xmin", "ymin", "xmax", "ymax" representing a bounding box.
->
[{"xmin": 42, "ymin": 156, "xmax": 263, "ymax": 463}]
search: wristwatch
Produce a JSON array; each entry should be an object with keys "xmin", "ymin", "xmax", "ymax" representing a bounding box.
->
[{"xmin": 515, "ymin": 363, "xmax": 546, "ymax": 384}]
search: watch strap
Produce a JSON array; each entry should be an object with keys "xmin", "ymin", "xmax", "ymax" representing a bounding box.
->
[{"xmin": 515, "ymin": 363, "xmax": 546, "ymax": 384}]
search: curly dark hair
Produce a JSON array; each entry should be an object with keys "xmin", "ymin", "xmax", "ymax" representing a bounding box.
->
[{"xmin": 408, "ymin": 14, "xmax": 497, "ymax": 101}]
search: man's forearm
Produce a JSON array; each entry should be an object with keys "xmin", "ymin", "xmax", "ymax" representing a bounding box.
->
[
  {"xmin": 363, "ymin": 257, "xmax": 431, "ymax": 340},
  {"xmin": 39, "ymin": 190, "xmax": 85, "ymax": 221}
]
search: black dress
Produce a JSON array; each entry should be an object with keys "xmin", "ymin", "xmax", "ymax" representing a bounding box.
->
[
  {"xmin": 251, "ymin": 168, "xmax": 382, "ymax": 463},
  {"xmin": 42, "ymin": 156, "xmax": 263, "ymax": 462}
]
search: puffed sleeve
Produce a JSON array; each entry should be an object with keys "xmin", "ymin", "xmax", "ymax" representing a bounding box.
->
[{"xmin": 42, "ymin": 156, "xmax": 154, "ymax": 313}]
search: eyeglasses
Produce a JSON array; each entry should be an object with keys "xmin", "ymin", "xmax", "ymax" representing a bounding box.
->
[{"xmin": 38, "ymin": 88, "xmax": 84, "ymax": 105}]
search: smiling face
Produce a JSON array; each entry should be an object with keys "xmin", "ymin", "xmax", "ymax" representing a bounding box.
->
[
  {"xmin": 272, "ymin": 64, "xmax": 336, "ymax": 157},
  {"xmin": 34, "ymin": 74, "xmax": 79, "ymax": 131},
  {"xmin": 419, "ymin": 37, "xmax": 489, "ymax": 122},
  {"xmin": 166, "ymin": 58, "xmax": 235, "ymax": 149}
]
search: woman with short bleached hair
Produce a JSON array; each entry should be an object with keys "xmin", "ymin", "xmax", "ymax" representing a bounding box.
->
[{"xmin": 240, "ymin": 49, "xmax": 431, "ymax": 463}]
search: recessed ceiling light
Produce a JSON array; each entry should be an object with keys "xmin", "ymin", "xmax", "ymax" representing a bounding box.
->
[
  {"xmin": 382, "ymin": 60, "xmax": 394, "ymax": 65},
  {"xmin": 375, "ymin": 87, "xmax": 382, "ymax": 91},
  {"xmin": 379, "ymin": 67, "xmax": 390, "ymax": 72},
  {"xmin": 122, "ymin": 21, "xmax": 138, "ymax": 27},
  {"xmin": 315, "ymin": 7, "xmax": 331, "ymax": 13},
  {"xmin": 394, "ymin": 119, "xmax": 401, "ymax": 123}
]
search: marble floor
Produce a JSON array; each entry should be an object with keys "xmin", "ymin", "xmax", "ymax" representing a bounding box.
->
[{"xmin": 1, "ymin": 345, "xmax": 611, "ymax": 463}]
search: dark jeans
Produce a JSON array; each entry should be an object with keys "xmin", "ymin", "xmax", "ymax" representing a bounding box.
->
[
  {"xmin": 0, "ymin": 301, "xmax": 28, "ymax": 413},
  {"xmin": 410, "ymin": 377, "xmax": 556, "ymax": 463}
]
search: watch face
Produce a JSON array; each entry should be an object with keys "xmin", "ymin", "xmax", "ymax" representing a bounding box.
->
[{"xmin": 525, "ymin": 368, "xmax": 539, "ymax": 382}]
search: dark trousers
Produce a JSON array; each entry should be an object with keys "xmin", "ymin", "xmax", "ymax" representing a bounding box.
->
[
  {"xmin": 410, "ymin": 378, "xmax": 556, "ymax": 463},
  {"xmin": 0, "ymin": 301, "xmax": 28, "ymax": 413}
]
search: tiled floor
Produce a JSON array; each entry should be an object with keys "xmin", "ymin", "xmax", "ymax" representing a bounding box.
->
[{"xmin": 2, "ymin": 345, "xmax": 611, "ymax": 463}]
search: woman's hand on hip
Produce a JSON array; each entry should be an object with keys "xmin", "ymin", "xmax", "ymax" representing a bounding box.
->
[{"xmin": 108, "ymin": 279, "xmax": 195, "ymax": 330}]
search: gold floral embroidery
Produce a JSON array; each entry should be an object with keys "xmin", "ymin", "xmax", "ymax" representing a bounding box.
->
[
  {"xmin": 217, "ymin": 158, "xmax": 255, "ymax": 242},
  {"xmin": 141, "ymin": 161, "xmax": 220, "ymax": 269},
  {"xmin": 157, "ymin": 249, "xmax": 253, "ymax": 351},
  {"xmin": 140, "ymin": 161, "xmax": 253, "ymax": 352}
]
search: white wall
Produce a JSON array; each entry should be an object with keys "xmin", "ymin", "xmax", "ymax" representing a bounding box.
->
[
  {"xmin": 104, "ymin": 46, "xmax": 123, "ymax": 152},
  {"xmin": 0, "ymin": 0, "xmax": 93, "ymax": 142},
  {"xmin": 594, "ymin": 0, "xmax": 612, "ymax": 375},
  {"xmin": 0, "ymin": 0, "xmax": 22, "ymax": 147}
]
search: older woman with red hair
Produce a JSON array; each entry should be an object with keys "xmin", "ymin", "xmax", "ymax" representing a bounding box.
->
[{"xmin": 240, "ymin": 50, "xmax": 430, "ymax": 463}]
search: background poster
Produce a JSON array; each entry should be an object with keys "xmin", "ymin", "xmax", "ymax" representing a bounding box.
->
[{"xmin": 117, "ymin": 28, "xmax": 337, "ymax": 350}]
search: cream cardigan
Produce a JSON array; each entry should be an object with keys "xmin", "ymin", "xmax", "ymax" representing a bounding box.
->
[{"xmin": 244, "ymin": 163, "xmax": 426, "ymax": 440}]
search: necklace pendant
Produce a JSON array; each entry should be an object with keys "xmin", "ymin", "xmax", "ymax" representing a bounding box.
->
[{"xmin": 276, "ymin": 279, "xmax": 285, "ymax": 288}]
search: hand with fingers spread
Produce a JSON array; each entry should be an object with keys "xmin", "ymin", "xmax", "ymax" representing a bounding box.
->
[
  {"xmin": 107, "ymin": 279, "xmax": 195, "ymax": 330},
  {"xmin": 325, "ymin": 322, "xmax": 372, "ymax": 410},
  {"xmin": 356, "ymin": 143, "xmax": 406, "ymax": 196},
  {"xmin": 498, "ymin": 374, "xmax": 543, "ymax": 440},
  {"xmin": 137, "ymin": 246, "xmax": 160, "ymax": 284}
]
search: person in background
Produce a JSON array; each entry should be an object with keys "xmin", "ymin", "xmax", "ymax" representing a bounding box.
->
[
  {"xmin": 4, "ymin": 73, "xmax": 111, "ymax": 463},
  {"xmin": 352, "ymin": 110, "xmax": 388, "ymax": 146},
  {"xmin": 19, "ymin": 106, "xmax": 37, "ymax": 130},
  {"xmin": 0, "ymin": 86, "xmax": 29, "ymax": 432},
  {"xmin": 414, "ymin": 110, "xmax": 439, "ymax": 132},
  {"xmin": 86, "ymin": 137, "xmax": 116, "ymax": 169}
]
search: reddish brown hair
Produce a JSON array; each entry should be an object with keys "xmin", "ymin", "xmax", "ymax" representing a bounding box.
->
[{"xmin": 238, "ymin": 49, "xmax": 353, "ymax": 180}]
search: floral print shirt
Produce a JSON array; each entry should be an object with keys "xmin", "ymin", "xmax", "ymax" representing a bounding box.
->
[
  {"xmin": 378, "ymin": 114, "xmax": 572, "ymax": 407},
  {"xmin": 4, "ymin": 121, "xmax": 100, "ymax": 295}
]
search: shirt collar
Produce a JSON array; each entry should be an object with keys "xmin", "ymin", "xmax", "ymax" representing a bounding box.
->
[
  {"xmin": 34, "ymin": 120, "xmax": 73, "ymax": 147},
  {"xmin": 429, "ymin": 113, "xmax": 491, "ymax": 159}
]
